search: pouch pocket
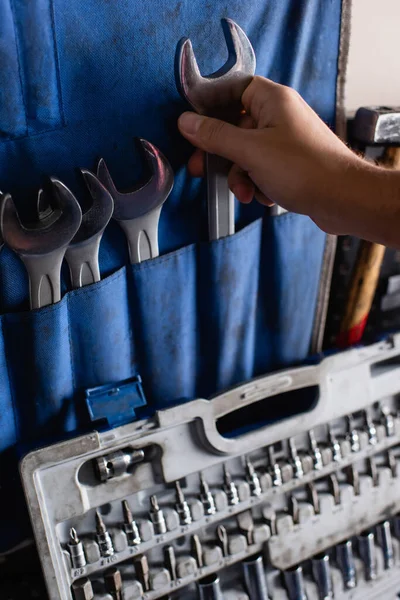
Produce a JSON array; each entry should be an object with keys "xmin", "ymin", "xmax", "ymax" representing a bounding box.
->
[
  {"xmin": 255, "ymin": 212, "xmax": 326, "ymax": 373},
  {"xmin": 0, "ymin": 0, "xmax": 64, "ymax": 140},
  {"xmin": 68, "ymin": 267, "xmax": 133, "ymax": 396},
  {"xmin": 130, "ymin": 245, "xmax": 198, "ymax": 408},
  {"xmin": 3, "ymin": 299, "xmax": 74, "ymax": 443},
  {"xmin": 199, "ymin": 219, "xmax": 263, "ymax": 397}
]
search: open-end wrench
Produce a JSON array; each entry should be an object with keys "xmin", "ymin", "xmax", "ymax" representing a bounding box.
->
[
  {"xmin": 97, "ymin": 139, "xmax": 173, "ymax": 264},
  {"xmin": 38, "ymin": 171, "xmax": 114, "ymax": 289},
  {"xmin": 175, "ymin": 18, "xmax": 256, "ymax": 240},
  {"xmin": 0, "ymin": 181, "xmax": 82, "ymax": 308}
]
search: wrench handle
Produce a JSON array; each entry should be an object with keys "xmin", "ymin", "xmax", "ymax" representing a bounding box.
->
[
  {"xmin": 206, "ymin": 153, "xmax": 235, "ymax": 241},
  {"xmin": 120, "ymin": 206, "xmax": 162, "ymax": 265},
  {"xmin": 65, "ymin": 237, "xmax": 101, "ymax": 289},
  {"xmin": 22, "ymin": 253, "xmax": 65, "ymax": 309}
]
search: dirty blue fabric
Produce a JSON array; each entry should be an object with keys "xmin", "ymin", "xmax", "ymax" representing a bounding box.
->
[{"xmin": 0, "ymin": 0, "xmax": 343, "ymax": 550}]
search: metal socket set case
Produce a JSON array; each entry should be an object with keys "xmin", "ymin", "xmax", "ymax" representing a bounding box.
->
[{"xmin": 21, "ymin": 334, "xmax": 400, "ymax": 600}]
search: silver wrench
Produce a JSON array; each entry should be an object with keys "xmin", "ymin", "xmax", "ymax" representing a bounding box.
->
[
  {"xmin": 97, "ymin": 139, "xmax": 173, "ymax": 264},
  {"xmin": 43, "ymin": 171, "xmax": 113, "ymax": 289},
  {"xmin": 175, "ymin": 18, "xmax": 256, "ymax": 240},
  {"xmin": 0, "ymin": 181, "xmax": 82, "ymax": 308}
]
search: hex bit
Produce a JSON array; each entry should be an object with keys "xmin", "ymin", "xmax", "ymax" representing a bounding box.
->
[
  {"xmin": 149, "ymin": 494, "xmax": 167, "ymax": 535},
  {"xmin": 122, "ymin": 500, "xmax": 141, "ymax": 546},
  {"xmin": 175, "ymin": 481, "xmax": 192, "ymax": 525},
  {"xmin": 199, "ymin": 473, "xmax": 216, "ymax": 515},
  {"xmin": 68, "ymin": 528, "xmax": 86, "ymax": 569},
  {"xmin": 95, "ymin": 511, "xmax": 114, "ymax": 557},
  {"xmin": 104, "ymin": 567, "xmax": 123, "ymax": 600}
]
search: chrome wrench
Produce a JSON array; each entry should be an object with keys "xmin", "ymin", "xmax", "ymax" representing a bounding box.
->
[
  {"xmin": 97, "ymin": 139, "xmax": 173, "ymax": 264},
  {"xmin": 175, "ymin": 18, "xmax": 256, "ymax": 240},
  {"xmin": 38, "ymin": 171, "xmax": 114, "ymax": 289},
  {"xmin": 0, "ymin": 181, "xmax": 82, "ymax": 308}
]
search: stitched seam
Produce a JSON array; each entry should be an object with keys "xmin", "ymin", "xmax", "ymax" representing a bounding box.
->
[
  {"xmin": 9, "ymin": 0, "xmax": 28, "ymax": 135},
  {"xmin": 66, "ymin": 294, "xmax": 76, "ymax": 391},
  {"xmin": 49, "ymin": 0, "xmax": 65, "ymax": 126},
  {"xmin": 1, "ymin": 316, "xmax": 20, "ymax": 442}
]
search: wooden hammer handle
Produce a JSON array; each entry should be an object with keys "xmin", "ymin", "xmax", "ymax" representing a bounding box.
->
[{"xmin": 337, "ymin": 147, "xmax": 400, "ymax": 347}]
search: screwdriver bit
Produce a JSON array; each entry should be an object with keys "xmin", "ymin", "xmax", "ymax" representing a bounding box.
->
[
  {"xmin": 387, "ymin": 449, "xmax": 398, "ymax": 477},
  {"xmin": 364, "ymin": 410, "xmax": 377, "ymax": 445},
  {"xmin": 71, "ymin": 577, "xmax": 94, "ymax": 600},
  {"xmin": 191, "ymin": 534, "xmax": 204, "ymax": 568},
  {"xmin": 164, "ymin": 545, "xmax": 177, "ymax": 581},
  {"xmin": 358, "ymin": 531, "xmax": 377, "ymax": 580},
  {"xmin": 237, "ymin": 510, "xmax": 254, "ymax": 545},
  {"xmin": 289, "ymin": 438, "xmax": 303, "ymax": 479},
  {"xmin": 199, "ymin": 473, "xmax": 217, "ymax": 515},
  {"xmin": 367, "ymin": 456, "xmax": 378, "ymax": 486},
  {"xmin": 288, "ymin": 495, "xmax": 300, "ymax": 524},
  {"xmin": 306, "ymin": 482, "xmax": 320, "ymax": 514},
  {"xmin": 380, "ymin": 403, "xmax": 395, "ymax": 437},
  {"xmin": 336, "ymin": 540, "xmax": 356, "ymax": 589},
  {"xmin": 223, "ymin": 466, "xmax": 239, "ymax": 506},
  {"xmin": 327, "ymin": 474, "xmax": 341, "ymax": 505},
  {"xmin": 68, "ymin": 527, "xmax": 86, "ymax": 569},
  {"xmin": 122, "ymin": 500, "xmax": 141, "ymax": 546},
  {"xmin": 346, "ymin": 464, "xmax": 360, "ymax": 495},
  {"xmin": 346, "ymin": 415, "xmax": 360, "ymax": 453},
  {"xmin": 104, "ymin": 567, "xmax": 123, "ymax": 600},
  {"xmin": 312, "ymin": 554, "xmax": 333, "ymax": 599},
  {"xmin": 376, "ymin": 521, "xmax": 394, "ymax": 569},
  {"xmin": 267, "ymin": 445, "xmax": 282, "ymax": 487},
  {"xmin": 327, "ymin": 425, "xmax": 342, "ymax": 462},
  {"xmin": 216, "ymin": 524, "xmax": 229, "ymax": 557},
  {"xmin": 95, "ymin": 511, "xmax": 114, "ymax": 557},
  {"xmin": 245, "ymin": 458, "xmax": 262, "ymax": 497},
  {"xmin": 175, "ymin": 481, "xmax": 192, "ymax": 525},
  {"xmin": 149, "ymin": 494, "xmax": 167, "ymax": 535},
  {"xmin": 134, "ymin": 554, "xmax": 151, "ymax": 592},
  {"xmin": 308, "ymin": 430, "xmax": 323, "ymax": 470}
]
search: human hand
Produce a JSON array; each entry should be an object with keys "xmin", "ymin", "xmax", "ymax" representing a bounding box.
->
[{"xmin": 177, "ymin": 76, "xmax": 383, "ymax": 237}]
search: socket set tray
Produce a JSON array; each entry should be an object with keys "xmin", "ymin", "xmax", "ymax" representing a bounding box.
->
[{"xmin": 21, "ymin": 334, "xmax": 400, "ymax": 600}]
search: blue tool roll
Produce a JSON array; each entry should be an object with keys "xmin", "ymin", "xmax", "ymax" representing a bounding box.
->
[{"xmin": 0, "ymin": 0, "xmax": 345, "ymax": 550}]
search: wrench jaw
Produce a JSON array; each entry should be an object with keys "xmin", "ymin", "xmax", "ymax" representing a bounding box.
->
[
  {"xmin": 97, "ymin": 139, "xmax": 174, "ymax": 221},
  {"xmin": 0, "ymin": 183, "xmax": 82, "ymax": 308},
  {"xmin": 175, "ymin": 18, "xmax": 256, "ymax": 118}
]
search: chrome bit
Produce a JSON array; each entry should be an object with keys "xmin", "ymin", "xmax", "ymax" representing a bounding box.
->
[
  {"xmin": 312, "ymin": 554, "xmax": 333, "ymax": 599},
  {"xmin": 164, "ymin": 545, "xmax": 177, "ymax": 581},
  {"xmin": 336, "ymin": 540, "xmax": 356, "ymax": 589},
  {"xmin": 95, "ymin": 511, "xmax": 114, "ymax": 557},
  {"xmin": 308, "ymin": 430, "xmax": 323, "ymax": 470},
  {"xmin": 306, "ymin": 482, "xmax": 320, "ymax": 514},
  {"xmin": 289, "ymin": 438, "xmax": 303, "ymax": 479},
  {"xmin": 149, "ymin": 494, "xmax": 167, "ymax": 535},
  {"xmin": 104, "ymin": 567, "xmax": 123, "ymax": 600},
  {"xmin": 223, "ymin": 466, "xmax": 239, "ymax": 506},
  {"xmin": 327, "ymin": 425, "xmax": 342, "ymax": 462},
  {"xmin": 71, "ymin": 577, "xmax": 94, "ymax": 600},
  {"xmin": 347, "ymin": 415, "xmax": 360, "ymax": 453},
  {"xmin": 380, "ymin": 403, "xmax": 395, "ymax": 437},
  {"xmin": 358, "ymin": 531, "xmax": 377, "ymax": 581},
  {"xmin": 327, "ymin": 474, "xmax": 341, "ymax": 505},
  {"xmin": 191, "ymin": 534, "xmax": 204, "ymax": 568},
  {"xmin": 245, "ymin": 457, "xmax": 262, "ymax": 497},
  {"xmin": 175, "ymin": 481, "xmax": 192, "ymax": 525},
  {"xmin": 387, "ymin": 449, "xmax": 398, "ymax": 477},
  {"xmin": 364, "ymin": 409, "xmax": 377, "ymax": 445},
  {"xmin": 68, "ymin": 527, "xmax": 86, "ymax": 569},
  {"xmin": 216, "ymin": 524, "xmax": 229, "ymax": 557},
  {"xmin": 376, "ymin": 521, "xmax": 394, "ymax": 569},
  {"xmin": 122, "ymin": 500, "xmax": 141, "ymax": 546},
  {"xmin": 283, "ymin": 565, "xmax": 308, "ymax": 600},
  {"xmin": 267, "ymin": 445, "xmax": 282, "ymax": 487},
  {"xmin": 134, "ymin": 555, "xmax": 151, "ymax": 592},
  {"xmin": 237, "ymin": 510, "xmax": 254, "ymax": 545},
  {"xmin": 199, "ymin": 473, "xmax": 216, "ymax": 515}
]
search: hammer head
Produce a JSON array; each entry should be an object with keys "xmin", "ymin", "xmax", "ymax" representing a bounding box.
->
[
  {"xmin": 175, "ymin": 18, "xmax": 256, "ymax": 119},
  {"xmin": 353, "ymin": 106, "xmax": 400, "ymax": 145}
]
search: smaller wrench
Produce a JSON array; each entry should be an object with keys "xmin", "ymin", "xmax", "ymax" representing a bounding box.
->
[
  {"xmin": 44, "ymin": 171, "xmax": 113, "ymax": 289},
  {"xmin": 0, "ymin": 181, "xmax": 82, "ymax": 308},
  {"xmin": 97, "ymin": 139, "xmax": 173, "ymax": 264}
]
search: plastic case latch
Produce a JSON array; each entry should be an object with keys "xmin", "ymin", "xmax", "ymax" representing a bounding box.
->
[{"xmin": 85, "ymin": 375, "xmax": 147, "ymax": 428}]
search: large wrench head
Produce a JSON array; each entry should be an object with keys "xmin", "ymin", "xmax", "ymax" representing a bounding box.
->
[
  {"xmin": 70, "ymin": 170, "xmax": 114, "ymax": 246},
  {"xmin": 175, "ymin": 18, "xmax": 256, "ymax": 118},
  {"xmin": 0, "ymin": 180, "xmax": 82, "ymax": 256},
  {"xmin": 97, "ymin": 138, "xmax": 174, "ymax": 221}
]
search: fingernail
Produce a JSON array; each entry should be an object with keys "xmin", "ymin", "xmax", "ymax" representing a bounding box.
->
[{"xmin": 178, "ymin": 112, "xmax": 204, "ymax": 135}]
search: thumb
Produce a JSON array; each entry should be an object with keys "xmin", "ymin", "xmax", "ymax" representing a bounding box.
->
[{"xmin": 178, "ymin": 112, "xmax": 252, "ymax": 167}]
